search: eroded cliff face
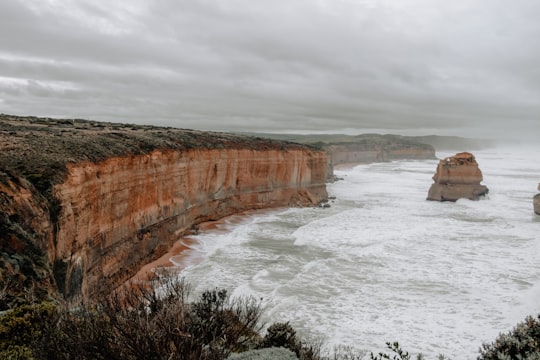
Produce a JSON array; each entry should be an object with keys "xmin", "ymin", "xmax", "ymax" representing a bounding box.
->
[
  {"xmin": 326, "ymin": 142, "xmax": 435, "ymax": 168},
  {"xmin": 54, "ymin": 148, "xmax": 327, "ymax": 299},
  {"xmin": 0, "ymin": 174, "xmax": 54, "ymax": 307},
  {"xmin": 427, "ymin": 152, "xmax": 488, "ymax": 201},
  {"xmin": 0, "ymin": 115, "xmax": 327, "ymax": 305}
]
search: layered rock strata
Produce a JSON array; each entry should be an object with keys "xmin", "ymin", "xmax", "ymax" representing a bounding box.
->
[
  {"xmin": 326, "ymin": 142, "xmax": 435, "ymax": 168},
  {"xmin": 427, "ymin": 152, "xmax": 488, "ymax": 201},
  {"xmin": 239, "ymin": 134, "xmax": 436, "ymax": 179},
  {"xmin": 0, "ymin": 115, "xmax": 327, "ymax": 304},
  {"xmin": 534, "ymin": 184, "xmax": 540, "ymax": 215},
  {"xmin": 54, "ymin": 149, "xmax": 327, "ymax": 299}
]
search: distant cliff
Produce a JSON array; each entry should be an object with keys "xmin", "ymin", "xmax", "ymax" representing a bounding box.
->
[
  {"xmin": 322, "ymin": 136, "xmax": 435, "ymax": 168},
  {"xmin": 242, "ymin": 133, "xmax": 436, "ymax": 177},
  {"xmin": 408, "ymin": 135, "xmax": 496, "ymax": 151},
  {"xmin": 0, "ymin": 115, "xmax": 327, "ymax": 307}
]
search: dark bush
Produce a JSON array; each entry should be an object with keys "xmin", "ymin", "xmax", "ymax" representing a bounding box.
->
[
  {"xmin": 370, "ymin": 342, "xmax": 414, "ymax": 360},
  {"xmin": 478, "ymin": 314, "xmax": 540, "ymax": 360},
  {"xmin": 0, "ymin": 301, "xmax": 56, "ymax": 359},
  {"xmin": 3, "ymin": 272, "xmax": 539, "ymax": 360},
  {"xmin": 259, "ymin": 321, "xmax": 322, "ymax": 360},
  {"xmin": 5, "ymin": 274, "xmax": 265, "ymax": 360},
  {"xmin": 261, "ymin": 322, "xmax": 299, "ymax": 353}
]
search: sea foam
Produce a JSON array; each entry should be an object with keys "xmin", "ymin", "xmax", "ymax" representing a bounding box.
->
[{"xmin": 181, "ymin": 147, "xmax": 540, "ymax": 359}]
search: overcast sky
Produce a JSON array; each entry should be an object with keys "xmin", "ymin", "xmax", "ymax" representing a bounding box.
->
[{"xmin": 1, "ymin": 0, "xmax": 539, "ymax": 139}]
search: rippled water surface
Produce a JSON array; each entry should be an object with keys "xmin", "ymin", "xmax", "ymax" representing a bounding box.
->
[{"xmin": 178, "ymin": 147, "xmax": 540, "ymax": 359}]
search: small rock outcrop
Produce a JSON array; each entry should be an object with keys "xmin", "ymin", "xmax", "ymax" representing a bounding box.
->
[
  {"xmin": 534, "ymin": 183, "xmax": 540, "ymax": 215},
  {"xmin": 427, "ymin": 152, "xmax": 488, "ymax": 201}
]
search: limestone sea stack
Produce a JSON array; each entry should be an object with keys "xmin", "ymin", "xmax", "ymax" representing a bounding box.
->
[
  {"xmin": 534, "ymin": 183, "xmax": 540, "ymax": 215},
  {"xmin": 427, "ymin": 152, "xmax": 488, "ymax": 201}
]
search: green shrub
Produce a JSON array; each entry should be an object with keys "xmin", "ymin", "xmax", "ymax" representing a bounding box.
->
[
  {"xmin": 370, "ymin": 342, "xmax": 451, "ymax": 360},
  {"xmin": 0, "ymin": 301, "xmax": 56, "ymax": 359},
  {"xmin": 259, "ymin": 322, "xmax": 321, "ymax": 360},
  {"xmin": 3, "ymin": 272, "xmax": 539, "ymax": 360},
  {"xmin": 260, "ymin": 322, "xmax": 299, "ymax": 353},
  {"xmin": 32, "ymin": 276, "xmax": 263, "ymax": 360},
  {"xmin": 478, "ymin": 314, "xmax": 540, "ymax": 360}
]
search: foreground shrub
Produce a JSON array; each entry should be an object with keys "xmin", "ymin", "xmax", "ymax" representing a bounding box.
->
[
  {"xmin": 478, "ymin": 314, "xmax": 540, "ymax": 360},
  {"xmin": 370, "ymin": 342, "xmax": 451, "ymax": 360},
  {"xmin": 260, "ymin": 322, "xmax": 299, "ymax": 353},
  {"xmin": 259, "ymin": 321, "xmax": 322, "ymax": 360},
  {"xmin": 1, "ymin": 275, "xmax": 265, "ymax": 360},
  {"xmin": 2, "ymin": 273, "xmax": 539, "ymax": 360},
  {"xmin": 370, "ymin": 342, "xmax": 415, "ymax": 360},
  {"xmin": 0, "ymin": 301, "xmax": 56, "ymax": 359}
]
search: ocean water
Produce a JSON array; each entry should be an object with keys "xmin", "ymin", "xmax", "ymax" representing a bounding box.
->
[{"xmin": 177, "ymin": 147, "xmax": 540, "ymax": 359}]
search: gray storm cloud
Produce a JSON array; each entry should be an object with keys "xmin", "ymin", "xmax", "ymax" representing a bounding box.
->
[{"xmin": 0, "ymin": 0, "xmax": 539, "ymax": 139}]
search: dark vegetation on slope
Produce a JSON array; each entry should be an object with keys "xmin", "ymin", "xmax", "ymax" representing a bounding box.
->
[
  {"xmin": 0, "ymin": 275, "xmax": 322, "ymax": 360},
  {"xmin": 0, "ymin": 114, "xmax": 310, "ymax": 194},
  {"xmin": 1, "ymin": 274, "xmax": 539, "ymax": 359}
]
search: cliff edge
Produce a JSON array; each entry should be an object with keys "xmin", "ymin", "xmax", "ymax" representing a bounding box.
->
[
  {"xmin": 0, "ymin": 115, "xmax": 327, "ymax": 307},
  {"xmin": 427, "ymin": 152, "xmax": 489, "ymax": 202}
]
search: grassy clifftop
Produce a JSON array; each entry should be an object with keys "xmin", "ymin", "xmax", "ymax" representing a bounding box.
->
[
  {"xmin": 240, "ymin": 132, "xmax": 434, "ymax": 149},
  {"xmin": 0, "ymin": 114, "xmax": 310, "ymax": 194},
  {"xmin": 236, "ymin": 133, "xmax": 434, "ymax": 151},
  {"xmin": 241, "ymin": 132, "xmax": 495, "ymax": 152}
]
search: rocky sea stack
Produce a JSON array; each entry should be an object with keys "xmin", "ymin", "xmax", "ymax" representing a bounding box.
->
[{"xmin": 427, "ymin": 152, "xmax": 488, "ymax": 202}]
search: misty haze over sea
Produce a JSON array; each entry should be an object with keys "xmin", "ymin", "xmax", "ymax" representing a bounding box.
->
[{"xmin": 175, "ymin": 146, "xmax": 540, "ymax": 359}]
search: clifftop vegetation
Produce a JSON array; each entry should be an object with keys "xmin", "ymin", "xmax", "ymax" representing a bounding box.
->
[
  {"xmin": 0, "ymin": 114, "xmax": 311, "ymax": 193},
  {"xmin": 239, "ymin": 132, "xmax": 435, "ymax": 151}
]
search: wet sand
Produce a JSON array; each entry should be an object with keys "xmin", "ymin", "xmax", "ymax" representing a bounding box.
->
[
  {"xmin": 129, "ymin": 208, "xmax": 283, "ymax": 284},
  {"xmin": 130, "ymin": 237, "xmax": 199, "ymax": 283}
]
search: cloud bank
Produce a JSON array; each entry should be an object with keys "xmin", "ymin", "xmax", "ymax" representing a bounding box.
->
[{"xmin": 1, "ymin": 0, "xmax": 539, "ymax": 139}]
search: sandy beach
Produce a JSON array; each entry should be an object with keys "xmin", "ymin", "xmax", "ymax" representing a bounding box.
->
[
  {"xmin": 129, "ymin": 236, "xmax": 199, "ymax": 283},
  {"xmin": 128, "ymin": 208, "xmax": 283, "ymax": 285}
]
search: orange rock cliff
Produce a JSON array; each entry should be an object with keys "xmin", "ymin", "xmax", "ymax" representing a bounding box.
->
[
  {"xmin": 0, "ymin": 115, "xmax": 327, "ymax": 304},
  {"xmin": 427, "ymin": 152, "xmax": 489, "ymax": 201},
  {"xmin": 238, "ymin": 134, "xmax": 436, "ymax": 175}
]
